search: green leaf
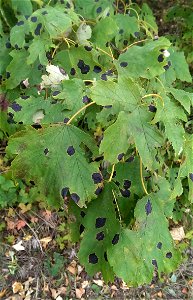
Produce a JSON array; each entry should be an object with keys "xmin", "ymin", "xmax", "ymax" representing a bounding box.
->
[
  {"xmin": 8, "ymin": 96, "xmax": 66, "ymax": 125},
  {"xmin": 6, "ymin": 50, "xmax": 31, "ymax": 89},
  {"xmin": 169, "ymin": 50, "xmax": 192, "ymax": 83},
  {"xmin": 7, "ymin": 125, "xmax": 99, "ymax": 207},
  {"xmin": 54, "ymin": 46, "xmax": 105, "ymax": 80},
  {"xmin": 108, "ymin": 194, "xmax": 180, "ymax": 286},
  {"xmin": 116, "ymin": 37, "xmax": 171, "ymax": 79},
  {"xmin": 168, "ymin": 87, "xmax": 193, "ymax": 113},
  {"xmin": 140, "ymin": 3, "xmax": 158, "ymax": 34},
  {"xmin": 74, "ymin": 0, "xmax": 114, "ymax": 19},
  {"xmin": 91, "ymin": 17, "xmax": 119, "ymax": 50},
  {"xmin": 91, "ymin": 76, "xmax": 142, "ymax": 112},
  {"xmin": 29, "ymin": 7, "xmax": 72, "ymax": 39},
  {"xmin": 113, "ymin": 157, "xmax": 148, "ymax": 198},
  {"xmin": 10, "ymin": 18, "xmax": 29, "ymax": 48},
  {"xmin": 113, "ymin": 14, "xmax": 139, "ymax": 49},
  {"xmin": 27, "ymin": 36, "xmax": 51, "ymax": 65},
  {"xmin": 79, "ymin": 183, "xmax": 120, "ymax": 282},
  {"xmin": 11, "ymin": 0, "xmax": 33, "ymax": 15},
  {"xmin": 100, "ymin": 111, "xmax": 129, "ymax": 163},
  {"xmin": 128, "ymin": 107, "xmax": 163, "ymax": 169},
  {"xmin": 152, "ymin": 96, "xmax": 186, "ymax": 155},
  {"xmin": 178, "ymin": 134, "xmax": 193, "ymax": 203}
]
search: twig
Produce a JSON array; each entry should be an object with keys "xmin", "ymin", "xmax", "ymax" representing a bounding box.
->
[{"xmin": 14, "ymin": 210, "xmax": 43, "ymax": 253}]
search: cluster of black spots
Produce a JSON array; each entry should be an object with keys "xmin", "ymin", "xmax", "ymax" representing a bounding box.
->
[
  {"xmin": 157, "ymin": 242, "xmax": 162, "ymax": 249},
  {"xmin": 42, "ymin": 11, "xmax": 48, "ymax": 15},
  {"xmin": 112, "ymin": 233, "xmax": 119, "ymax": 245},
  {"xmin": 152, "ymin": 259, "xmax": 158, "ymax": 268},
  {"xmin": 25, "ymin": 15, "xmax": 29, "ymax": 20},
  {"xmin": 157, "ymin": 54, "xmax": 164, "ymax": 63},
  {"xmin": 96, "ymin": 231, "xmax": 105, "ymax": 241},
  {"xmin": 32, "ymin": 123, "xmax": 42, "ymax": 129},
  {"xmin": 52, "ymin": 90, "xmax": 60, "ymax": 96},
  {"xmin": 31, "ymin": 16, "xmax": 37, "ymax": 22},
  {"xmin": 89, "ymin": 253, "xmax": 98, "ymax": 264},
  {"xmin": 95, "ymin": 217, "xmax": 106, "ymax": 228},
  {"xmin": 166, "ymin": 252, "xmax": 172, "ymax": 259},
  {"xmin": 95, "ymin": 186, "xmax": 103, "ymax": 195},
  {"xmin": 71, "ymin": 193, "xmax": 80, "ymax": 203},
  {"xmin": 63, "ymin": 117, "xmax": 69, "ymax": 124},
  {"xmin": 101, "ymin": 69, "xmax": 113, "ymax": 81},
  {"xmin": 84, "ymin": 46, "xmax": 92, "ymax": 51},
  {"xmin": 145, "ymin": 199, "xmax": 152, "ymax": 216},
  {"xmin": 120, "ymin": 189, "xmax": 130, "ymax": 198},
  {"xmin": 117, "ymin": 153, "xmax": 124, "ymax": 161},
  {"xmin": 92, "ymin": 173, "xmax": 103, "ymax": 184},
  {"xmin": 6, "ymin": 72, "xmax": 10, "ymax": 79},
  {"xmin": 120, "ymin": 62, "xmax": 128, "ymax": 68},
  {"xmin": 17, "ymin": 20, "xmax": 24, "ymax": 26},
  {"xmin": 123, "ymin": 180, "xmax": 131, "ymax": 189},
  {"xmin": 123, "ymin": 40, "xmax": 128, "ymax": 46},
  {"xmin": 5, "ymin": 41, "xmax": 11, "ymax": 49},
  {"xmin": 34, "ymin": 23, "xmax": 42, "ymax": 36},
  {"xmin": 7, "ymin": 112, "xmax": 16, "ymax": 124},
  {"xmin": 66, "ymin": 2, "xmax": 71, "ymax": 8},
  {"xmin": 11, "ymin": 102, "xmax": 22, "ymax": 112},
  {"xmin": 148, "ymin": 104, "xmax": 157, "ymax": 112},
  {"xmin": 67, "ymin": 145, "xmax": 75, "ymax": 156},
  {"xmin": 61, "ymin": 187, "xmax": 69, "ymax": 198},
  {"xmin": 44, "ymin": 148, "xmax": 49, "ymax": 155},
  {"xmin": 119, "ymin": 29, "xmax": 124, "ymax": 34},
  {"xmin": 70, "ymin": 68, "xmax": 76, "ymax": 75},
  {"xmin": 82, "ymin": 95, "xmax": 91, "ymax": 104},
  {"xmin": 189, "ymin": 173, "xmax": 193, "ymax": 182},
  {"xmin": 104, "ymin": 252, "xmax": 108, "ymax": 262},
  {"xmin": 96, "ymin": 7, "xmax": 102, "ymax": 14},
  {"xmin": 77, "ymin": 60, "xmax": 90, "ymax": 74},
  {"xmin": 134, "ymin": 32, "xmax": 140, "ymax": 38},
  {"xmin": 93, "ymin": 66, "xmax": 102, "ymax": 73},
  {"xmin": 79, "ymin": 224, "xmax": 85, "ymax": 234},
  {"xmin": 163, "ymin": 61, "xmax": 171, "ymax": 71},
  {"xmin": 80, "ymin": 211, "xmax": 86, "ymax": 218}
]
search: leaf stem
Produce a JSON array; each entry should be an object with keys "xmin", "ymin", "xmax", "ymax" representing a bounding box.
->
[
  {"xmin": 108, "ymin": 164, "xmax": 115, "ymax": 182},
  {"xmin": 140, "ymin": 158, "xmax": 148, "ymax": 195},
  {"xmin": 112, "ymin": 190, "xmax": 122, "ymax": 223},
  {"xmin": 67, "ymin": 102, "xmax": 96, "ymax": 125},
  {"xmin": 121, "ymin": 39, "xmax": 149, "ymax": 52},
  {"xmin": 142, "ymin": 93, "xmax": 164, "ymax": 106},
  {"xmin": 96, "ymin": 47, "xmax": 114, "ymax": 59}
]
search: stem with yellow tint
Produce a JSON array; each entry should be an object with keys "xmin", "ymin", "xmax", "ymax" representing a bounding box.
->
[
  {"xmin": 142, "ymin": 93, "xmax": 164, "ymax": 106},
  {"xmin": 108, "ymin": 164, "xmax": 115, "ymax": 182},
  {"xmin": 67, "ymin": 102, "xmax": 96, "ymax": 125},
  {"xmin": 140, "ymin": 158, "xmax": 148, "ymax": 195}
]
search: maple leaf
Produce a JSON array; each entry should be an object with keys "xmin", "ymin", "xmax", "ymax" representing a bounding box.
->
[{"xmin": 7, "ymin": 124, "xmax": 99, "ymax": 207}]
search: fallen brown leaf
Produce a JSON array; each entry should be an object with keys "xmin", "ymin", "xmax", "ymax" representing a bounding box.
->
[
  {"xmin": 12, "ymin": 281, "xmax": 23, "ymax": 294},
  {"xmin": 75, "ymin": 287, "xmax": 85, "ymax": 299}
]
